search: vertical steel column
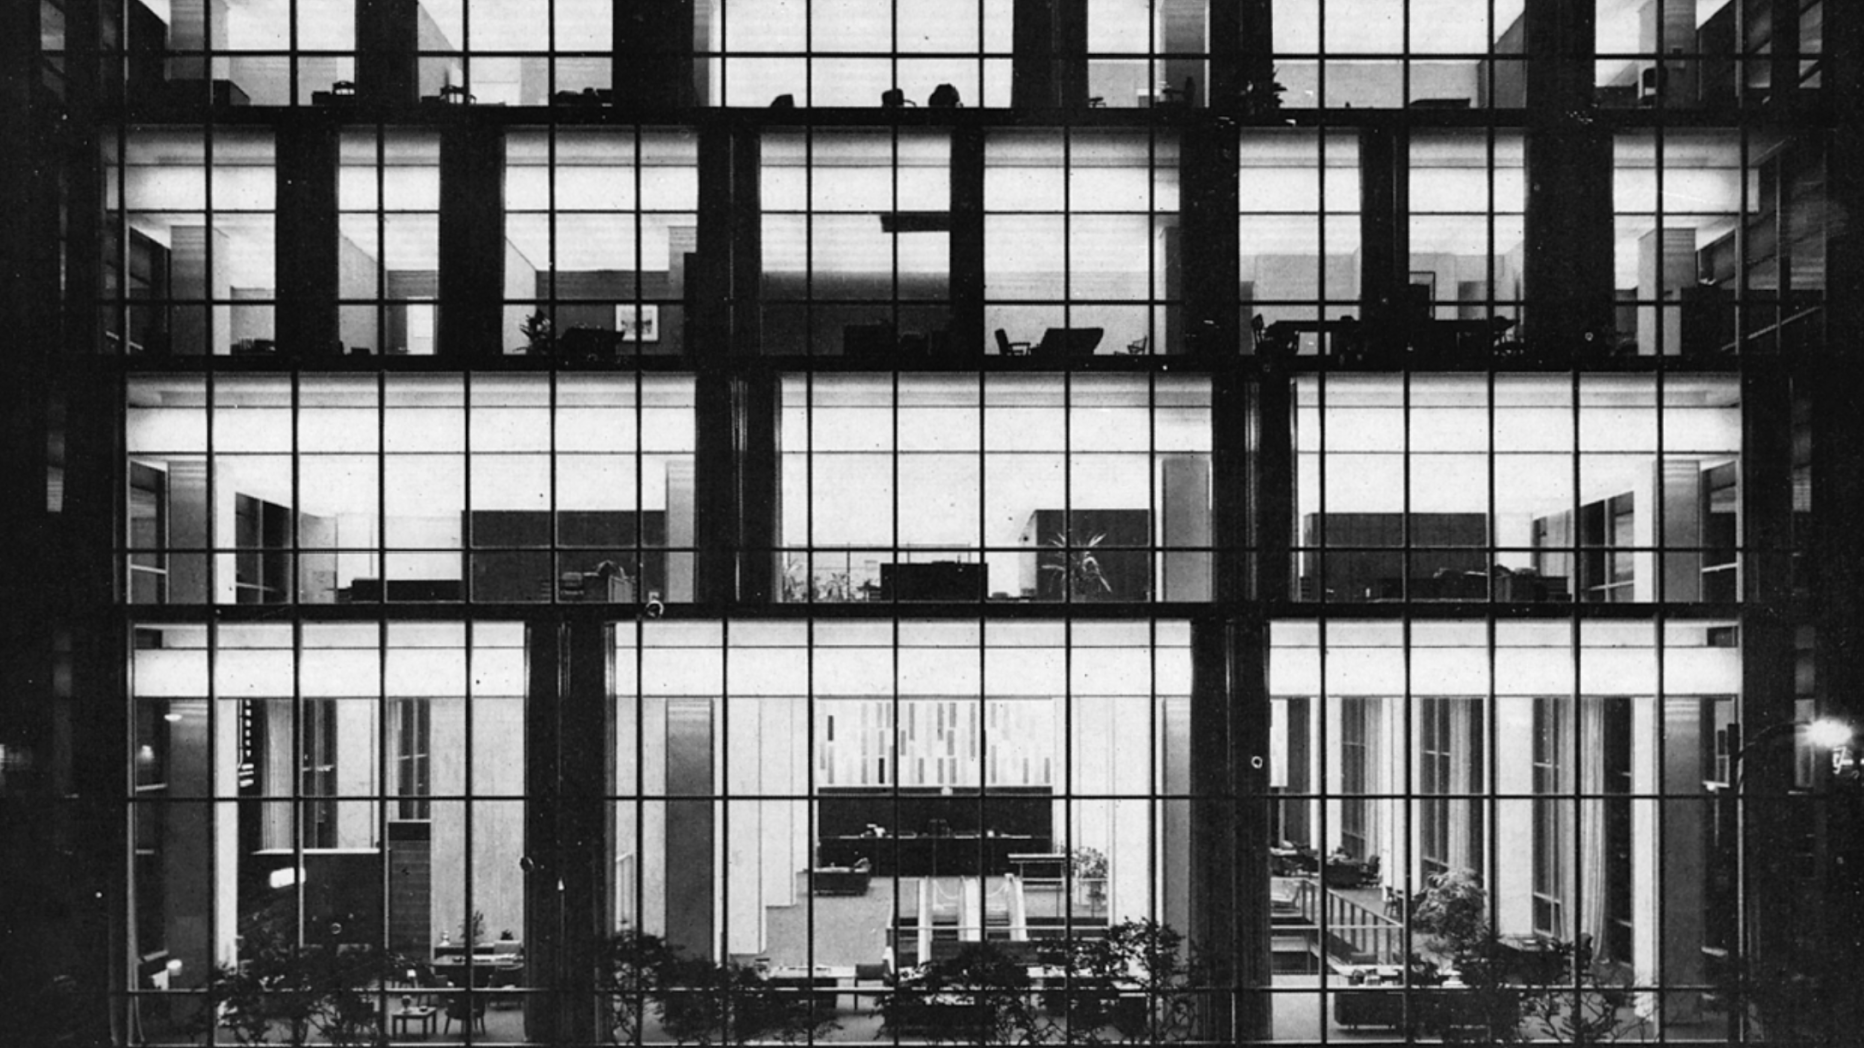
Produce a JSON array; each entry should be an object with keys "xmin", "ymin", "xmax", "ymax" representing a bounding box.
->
[
  {"xmin": 529, "ymin": 615, "xmax": 615, "ymax": 1036},
  {"xmin": 562, "ymin": 616, "xmax": 614, "ymax": 1044},
  {"xmin": 736, "ymin": 374, "xmax": 780, "ymax": 603},
  {"xmin": 438, "ymin": 120, "xmax": 506, "ymax": 362},
  {"xmin": 1524, "ymin": 126, "xmax": 1615, "ymax": 356},
  {"xmin": 1811, "ymin": 12, "xmax": 1864, "ymax": 1033},
  {"xmin": 1012, "ymin": 0, "xmax": 1086, "ymax": 109},
  {"xmin": 354, "ymin": 0, "xmax": 419, "ymax": 108},
  {"xmin": 523, "ymin": 619, "xmax": 568, "ymax": 1043},
  {"xmin": 1359, "ymin": 126, "xmax": 1406, "ymax": 337},
  {"xmin": 1521, "ymin": 0, "xmax": 1596, "ymax": 115},
  {"xmin": 1186, "ymin": 617, "xmax": 1236, "ymax": 1042},
  {"xmin": 1182, "ymin": 122, "xmax": 1240, "ymax": 358},
  {"xmin": 276, "ymin": 117, "xmax": 340, "ymax": 358},
  {"xmin": 692, "ymin": 123, "xmax": 748, "ymax": 603},
  {"xmin": 1737, "ymin": 364, "xmax": 1801, "ymax": 1041},
  {"xmin": 1, "ymin": 9, "xmax": 118, "ymax": 1041},
  {"xmin": 1209, "ymin": 0, "xmax": 1275, "ymax": 111},
  {"xmin": 55, "ymin": 364, "xmax": 129, "ymax": 1045},
  {"xmin": 1230, "ymin": 615, "xmax": 1274, "ymax": 1043},
  {"xmin": 949, "ymin": 127, "xmax": 986, "ymax": 362},
  {"xmin": 613, "ymin": 0, "xmax": 698, "ymax": 108}
]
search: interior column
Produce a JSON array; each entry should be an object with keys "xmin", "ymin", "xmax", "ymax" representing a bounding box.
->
[
  {"xmin": 354, "ymin": 0, "xmax": 419, "ymax": 107},
  {"xmin": 276, "ymin": 119, "xmax": 339, "ymax": 358},
  {"xmin": 612, "ymin": 0, "xmax": 697, "ymax": 108},
  {"xmin": 438, "ymin": 121, "xmax": 506, "ymax": 361},
  {"xmin": 1012, "ymin": 0, "xmax": 1086, "ymax": 109},
  {"xmin": 1181, "ymin": 123, "xmax": 1240, "ymax": 357},
  {"xmin": 1521, "ymin": 2, "xmax": 1615, "ymax": 355},
  {"xmin": 1814, "ymin": 17, "xmax": 1864, "ymax": 1034}
]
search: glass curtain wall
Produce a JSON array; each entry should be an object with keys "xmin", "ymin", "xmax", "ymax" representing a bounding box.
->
[
  {"xmin": 700, "ymin": 0, "xmax": 1012, "ymax": 107},
  {"xmin": 504, "ymin": 127, "xmax": 699, "ymax": 359},
  {"xmin": 1267, "ymin": 617, "xmax": 1741, "ymax": 1039},
  {"xmin": 128, "ymin": 622, "xmax": 526, "ymax": 1043},
  {"xmin": 337, "ymin": 128, "xmax": 439, "ymax": 358},
  {"xmin": 1238, "ymin": 129, "xmax": 1360, "ymax": 345},
  {"xmin": 125, "ymin": 373, "xmax": 697, "ymax": 606},
  {"xmin": 779, "ymin": 373, "xmax": 1211, "ymax": 604},
  {"xmin": 1294, "ymin": 373, "xmax": 1742, "ymax": 604},
  {"xmin": 104, "ymin": 128, "xmax": 276, "ymax": 356},
  {"xmin": 612, "ymin": 619, "xmax": 1194, "ymax": 1041},
  {"xmin": 1270, "ymin": 0, "xmax": 1528, "ymax": 108},
  {"xmin": 985, "ymin": 129, "xmax": 1179, "ymax": 356},
  {"xmin": 762, "ymin": 129, "xmax": 952, "ymax": 359}
]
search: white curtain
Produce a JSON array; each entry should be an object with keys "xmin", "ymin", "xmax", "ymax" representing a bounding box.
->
[
  {"xmin": 262, "ymin": 700, "xmax": 295, "ymax": 851},
  {"xmin": 1577, "ymin": 697, "xmax": 1608, "ymax": 949},
  {"xmin": 1447, "ymin": 698, "xmax": 1478, "ymax": 873}
]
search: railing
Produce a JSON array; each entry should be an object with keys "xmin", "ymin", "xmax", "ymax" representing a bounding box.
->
[
  {"xmin": 1019, "ymin": 876, "xmax": 1109, "ymax": 923},
  {"xmin": 1320, "ymin": 888, "xmax": 1404, "ymax": 967}
]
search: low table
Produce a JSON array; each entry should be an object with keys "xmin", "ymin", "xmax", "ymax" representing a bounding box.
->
[{"xmin": 391, "ymin": 1005, "xmax": 438, "ymax": 1038}]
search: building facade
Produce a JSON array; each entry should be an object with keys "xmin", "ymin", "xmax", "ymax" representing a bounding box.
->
[{"xmin": 3, "ymin": 0, "xmax": 1863, "ymax": 1045}]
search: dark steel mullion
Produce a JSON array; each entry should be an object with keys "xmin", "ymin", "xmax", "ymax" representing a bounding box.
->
[
  {"xmin": 1062, "ymin": 129, "xmax": 1074, "ymax": 600},
  {"xmin": 1485, "ymin": 367, "xmax": 1502, "ymax": 955},
  {"xmin": 1400, "ymin": 366, "xmax": 1418, "ymax": 1011},
  {"xmin": 888, "ymin": 616, "xmax": 901, "ymax": 986},
  {"xmin": 374, "ymin": 367, "xmax": 387, "ymax": 659},
  {"xmin": 803, "ymin": 615, "xmax": 817, "ymax": 1041},
  {"xmin": 976, "ymin": 0, "xmax": 986, "ymax": 109},
  {"xmin": 203, "ymin": 120, "xmax": 218, "ymax": 360},
  {"xmin": 288, "ymin": 0, "xmax": 298, "ymax": 106},
  {"xmin": 373, "ymin": 612, "xmax": 391, "ymax": 1000},
  {"xmin": 719, "ymin": 620, "xmax": 731, "ymax": 980},
  {"xmin": 111, "ymin": 127, "xmax": 127, "ymax": 358},
  {"xmin": 375, "ymin": 128, "xmax": 389, "ymax": 409},
  {"xmin": 1316, "ymin": 0, "xmax": 1328, "ymax": 115},
  {"xmin": 1566, "ymin": 366, "xmax": 1584, "ymax": 947},
  {"xmin": 1736, "ymin": 128, "xmax": 1751, "ymax": 360},
  {"xmin": 461, "ymin": 370, "xmax": 478, "ymax": 1039}
]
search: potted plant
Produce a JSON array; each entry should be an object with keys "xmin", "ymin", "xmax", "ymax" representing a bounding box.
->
[
  {"xmin": 603, "ymin": 929, "xmax": 837, "ymax": 1046},
  {"xmin": 192, "ymin": 914, "xmax": 398, "ymax": 1047},
  {"xmin": 1406, "ymin": 868, "xmax": 1519, "ymax": 1043},
  {"xmin": 459, "ymin": 910, "xmax": 487, "ymax": 948},
  {"xmin": 879, "ymin": 941, "xmax": 1041, "ymax": 1045},
  {"xmin": 1036, "ymin": 918, "xmax": 1202, "ymax": 1044},
  {"xmin": 1043, "ymin": 532, "xmax": 1113, "ymax": 601},
  {"xmin": 520, "ymin": 310, "xmax": 553, "ymax": 356},
  {"xmin": 1070, "ymin": 846, "xmax": 1109, "ymax": 912}
]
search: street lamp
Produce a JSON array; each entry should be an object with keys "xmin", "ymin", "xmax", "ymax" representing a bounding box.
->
[{"xmin": 1715, "ymin": 716, "xmax": 1853, "ymax": 1046}]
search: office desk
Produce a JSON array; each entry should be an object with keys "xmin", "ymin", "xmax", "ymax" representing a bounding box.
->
[
  {"xmin": 391, "ymin": 1005, "xmax": 437, "ymax": 1038},
  {"xmin": 817, "ymin": 834, "xmax": 1045, "ymax": 877}
]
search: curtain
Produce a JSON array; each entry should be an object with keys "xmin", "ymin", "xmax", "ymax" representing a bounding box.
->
[
  {"xmin": 1447, "ymin": 698, "xmax": 1477, "ymax": 873},
  {"xmin": 262, "ymin": 700, "xmax": 295, "ymax": 851},
  {"xmin": 1578, "ymin": 697, "xmax": 1608, "ymax": 949}
]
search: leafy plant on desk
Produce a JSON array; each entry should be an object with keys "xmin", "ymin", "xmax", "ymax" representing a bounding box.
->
[
  {"xmin": 1036, "ymin": 918, "xmax": 1205, "ymax": 1045},
  {"xmin": 459, "ymin": 909, "xmax": 487, "ymax": 947},
  {"xmin": 1042, "ymin": 532, "xmax": 1113, "ymax": 600},
  {"xmin": 520, "ymin": 310, "xmax": 554, "ymax": 356},
  {"xmin": 1410, "ymin": 867, "xmax": 1526, "ymax": 1044},
  {"xmin": 879, "ymin": 941, "xmax": 1042, "ymax": 1045},
  {"xmin": 192, "ymin": 915, "xmax": 396, "ymax": 1046},
  {"xmin": 603, "ymin": 929, "xmax": 838, "ymax": 1046},
  {"xmin": 605, "ymin": 930, "xmax": 678, "ymax": 1045}
]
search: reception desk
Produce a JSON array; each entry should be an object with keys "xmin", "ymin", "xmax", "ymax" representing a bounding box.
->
[{"xmin": 817, "ymin": 834, "xmax": 1046, "ymax": 877}]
